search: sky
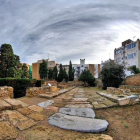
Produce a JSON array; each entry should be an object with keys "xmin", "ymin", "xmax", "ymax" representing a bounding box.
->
[{"xmin": 0, "ymin": 0, "xmax": 140, "ymax": 65}]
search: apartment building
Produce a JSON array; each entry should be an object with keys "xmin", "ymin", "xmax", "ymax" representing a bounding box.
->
[
  {"xmin": 72, "ymin": 59, "xmax": 101, "ymax": 79},
  {"xmin": 114, "ymin": 39, "xmax": 140, "ymax": 69},
  {"xmin": 32, "ymin": 59, "xmax": 59, "ymax": 80}
]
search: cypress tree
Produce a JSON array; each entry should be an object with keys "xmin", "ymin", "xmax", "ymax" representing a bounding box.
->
[
  {"xmin": 21, "ymin": 63, "xmax": 29, "ymax": 78},
  {"xmin": 57, "ymin": 64, "xmax": 64, "ymax": 82},
  {"xmin": 48, "ymin": 69, "xmax": 53, "ymax": 80},
  {"xmin": 68, "ymin": 60, "xmax": 73, "ymax": 81},
  {"xmin": 63, "ymin": 68, "xmax": 68, "ymax": 82},
  {"xmin": 29, "ymin": 66, "xmax": 32, "ymax": 79},
  {"xmin": 39, "ymin": 59, "xmax": 48, "ymax": 79},
  {"xmin": 52, "ymin": 66, "xmax": 58, "ymax": 81}
]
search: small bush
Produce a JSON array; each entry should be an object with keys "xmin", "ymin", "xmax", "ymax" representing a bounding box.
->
[{"xmin": 0, "ymin": 78, "xmax": 36, "ymax": 98}]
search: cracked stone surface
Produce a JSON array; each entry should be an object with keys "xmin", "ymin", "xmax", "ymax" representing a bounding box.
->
[
  {"xmin": 0, "ymin": 121, "xmax": 18, "ymax": 140},
  {"xmin": 17, "ymin": 107, "xmax": 33, "ymax": 115},
  {"xmin": 0, "ymin": 99, "xmax": 12, "ymax": 111},
  {"xmin": 28, "ymin": 113, "xmax": 45, "ymax": 121},
  {"xmin": 28, "ymin": 105, "xmax": 43, "ymax": 112},
  {"xmin": 48, "ymin": 113, "xmax": 109, "ymax": 133},
  {"xmin": 65, "ymin": 104, "xmax": 93, "ymax": 108},
  {"xmin": 59, "ymin": 107, "xmax": 95, "ymax": 118}
]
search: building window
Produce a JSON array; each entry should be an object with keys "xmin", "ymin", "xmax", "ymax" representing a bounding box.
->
[
  {"xmin": 127, "ymin": 43, "xmax": 136, "ymax": 50},
  {"xmin": 127, "ymin": 53, "xmax": 136, "ymax": 59},
  {"xmin": 81, "ymin": 65, "xmax": 83, "ymax": 67}
]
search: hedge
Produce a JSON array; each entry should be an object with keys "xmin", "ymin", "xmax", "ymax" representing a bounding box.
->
[{"xmin": 0, "ymin": 78, "xmax": 36, "ymax": 98}]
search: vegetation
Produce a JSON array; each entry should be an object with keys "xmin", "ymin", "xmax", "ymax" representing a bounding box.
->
[
  {"xmin": 29, "ymin": 66, "xmax": 32, "ymax": 79},
  {"xmin": 63, "ymin": 68, "xmax": 69, "ymax": 82},
  {"xmin": 0, "ymin": 44, "xmax": 22, "ymax": 78},
  {"xmin": 21, "ymin": 63, "xmax": 29, "ymax": 78},
  {"xmin": 57, "ymin": 64, "xmax": 64, "ymax": 82},
  {"xmin": 0, "ymin": 78, "xmax": 36, "ymax": 98},
  {"xmin": 129, "ymin": 65, "xmax": 140, "ymax": 74},
  {"xmin": 68, "ymin": 61, "xmax": 75, "ymax": 81},
  {"xmin": 52, "ymin": 66, "xmax": 58, "ymax": 81},
  {"xmin": 39, "ymin": 59, "xmax": 48, "ymax": 79},
  {"xmin": 78, "ymin": 70, "xmax": 95, "ymax": 86},
  {"xmin": 100, "ymin": 61, "xmax": 125, "ymax": 89},
  {"xmin": 48, "ymin": 69, "xmax": 53, "ymax": 79}
]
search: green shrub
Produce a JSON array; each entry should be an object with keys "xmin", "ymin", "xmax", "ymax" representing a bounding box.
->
[
  {"xmin": 78, "ymin": 70, "xmax": 95, "ymax": 87},
  {"xmin": 100, "ymin": 61, "xmax": 125, "ymax": 89},
  {"xmin": 0, "ymin": 78, "xmax": 36, "ymax": 98}
]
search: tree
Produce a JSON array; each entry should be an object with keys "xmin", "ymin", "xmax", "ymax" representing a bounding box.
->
[
  {"xmin": 29, "ymin": 66, "xmax": 32, "ymax": 79},
  {"xmin": 0, "ymin": 44, "xmax": 22, "ymax": 78},
  {"xmin": 78, "ymin": 70, "xmax": 95, "ymax": 86},
  {"xmin": 52, "ymin": 66, "xmax": 58, "ymax": 81},
  {"xmin": 21, "ymin": 63, "xmax": 29, "ymax": 78},
  {"xmin": 57, "ymin": 64, "xmax": 64, "ymax": 82},
  {"xmin": 48, "ymin": 69, "xmax": 53, "ymax": 80},
  {"xmin": 39, "ymin": 59, "xmax": 48, "ymax": 79},
  {"xmin": 100, "ymin": 61, "xmax": 125, "ymax": 89},
  {"xmin": 63, "ymin": 68, "xmax": 68, "ymax": 82},
  {"xmin": 69, "ymin": 60, "xmax": 74, "ymax": 81},
  {"xmin": 129, "ymin": 65, "xmax": 140, "ymax": 74}
]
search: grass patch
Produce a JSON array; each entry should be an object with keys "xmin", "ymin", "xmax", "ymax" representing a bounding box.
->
[{"xmin": 125, "ymin": 124, "xmax": 129, "ymax": 128}]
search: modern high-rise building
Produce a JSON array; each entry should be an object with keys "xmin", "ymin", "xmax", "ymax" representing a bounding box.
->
[{"xmin": 114, "ymin": 39, "xmax": 140, "ymax": 69}]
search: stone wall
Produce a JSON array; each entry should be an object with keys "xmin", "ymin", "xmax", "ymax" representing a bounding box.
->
[
  {"xmin": 120, "ymin": 85, "xmax": 140, "ymax": 92},
  {"xmin": 26, "ymin": 86, "xmax": 60, "ymax": 97},
  {"xmin": 107, "ymin": 87, "xmax": 130, "ymax": 95},
  {"xmin": 0, "ymin": 86, "xmax": 13, "ymax": 98},
  {"xmin": 124, "ymin": 74, "xmax": 140, "ymax": 86}
]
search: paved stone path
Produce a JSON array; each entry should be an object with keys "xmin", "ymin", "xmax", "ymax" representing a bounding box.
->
[
  {"xmin": 48, "ymin": 88, "xmax": 109, "ymax": 133},
  {"xmin": 0, "ymin": 87, "xmax": 113, "ymax": 139}
]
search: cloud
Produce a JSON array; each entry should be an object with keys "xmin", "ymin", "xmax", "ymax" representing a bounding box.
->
[{"xmin": 0, "ymin": 0, "xmax": 140, "ymax": 65}]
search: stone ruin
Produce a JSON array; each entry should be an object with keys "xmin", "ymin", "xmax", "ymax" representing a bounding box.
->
[
  {"xmin": 0, "ymin": 86, "xmax": 13, "ymax": 98},
  {"xmin": 107, "ymin": 87, "xmax": 131, "ymax": 95},
  {"xmin": 26, "ymin": 86, "xmax": 60, "ymax": 97}
]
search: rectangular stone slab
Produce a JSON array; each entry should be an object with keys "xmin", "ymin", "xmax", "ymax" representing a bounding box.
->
[
  {"xmin": 0, "ymin": 99, "xmax": 12, "ymax": 111},
  {"xmin": 65, "ymin": 104, "xmax": 93, "ymax": 108},
  {"xmin": 72, "ymin": 98, "xmax": 88, "ymax": 102},
  {"xmin": 4, "ymin": 98, "xmax": 23, "ymax": 109}
]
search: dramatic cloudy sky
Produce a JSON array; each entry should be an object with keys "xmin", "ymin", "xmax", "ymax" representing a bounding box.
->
[{"xmin": 0, "ymin": 0, "xmax": 140, "ymax": 65}]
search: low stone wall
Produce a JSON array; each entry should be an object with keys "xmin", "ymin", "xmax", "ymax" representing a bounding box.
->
[
  {"xmin": 124, "ymin": 74, "xmax": 140, "ymax": 86},
  {"xmin": 0, "ymin": 86, "xmax": 13, "ymax": 98},
  {"xmin": 120, "ymin": 85, "xmax": 140, "ymax": 92},
  {"xmin": 26, "ymin": 86, "xmax": 60, "ymax": 97},
  {"xmin": 107, "ymin": 87, "xmax": 130, "ymax": 95}
]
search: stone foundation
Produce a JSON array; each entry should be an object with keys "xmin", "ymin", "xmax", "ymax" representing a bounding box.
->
[
  {"xmin": 107, "ymin": 87, "xmax": 130, "ymax": 95},
  {"xmin": 0, "ymin": 86, "xmax": 13, "ymax": 98},
  {"xmin": 120, "ymin": 85, "xmax": 140, "ymax": 92},
  {"xmin": 26, "ymin": 86, "xmax": 60, "ymax": 97}
]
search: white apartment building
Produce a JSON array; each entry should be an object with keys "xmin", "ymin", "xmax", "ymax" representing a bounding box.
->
[
  {"xmin": 114, "ymin": 39, "xmax": 140, "ymax": 69},
  {"xmin": 72, "ymin": 59, "xmax": 100, "ymax": 79}
]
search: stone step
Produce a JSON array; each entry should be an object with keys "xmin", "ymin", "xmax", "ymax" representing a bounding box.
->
[
  {"xmin": 4, "ymin": 98, "xmax": 28, "ymax": 109},
  {"xmin": 65, "ymin": 104, "xmax": 93, "ymax": 108},
  {"xmin": 0, "ymin": 99, "xmax": 12, "ymax": 111},
  {"xmin": 48, "ymin": 113, "xmax": 109, "ymax": 133}
]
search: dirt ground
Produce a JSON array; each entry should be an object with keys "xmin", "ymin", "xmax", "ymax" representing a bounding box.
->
[{"xmin": 17, "ymin": 87, "xmax": 140, "ymax": 140}]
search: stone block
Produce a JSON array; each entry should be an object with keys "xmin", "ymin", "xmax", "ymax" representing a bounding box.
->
[{"xmin": 118, "ymin": 98, "xmax": 130, "ymax": 106}]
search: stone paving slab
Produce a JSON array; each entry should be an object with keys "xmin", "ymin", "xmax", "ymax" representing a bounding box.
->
[
  {"xmin": 2, "ymin": 110, "xmax": 37, "ymax": 130},
  {"xmin": 72, "ymin": 98, "xmax": 88, "ymax": 102},
  {"xmin": 17, "ymin": 107, "xmax": 33, "ymax": 115},
  {"xmin": 0, "ymin": 99, "xmax": 12, "ymax": 111},
  {"xmin": 28, "ymin": 105, "xmax": 43, "ymax": 113},
  {"xmin": 68, "ymin": 101, "xmax": 90, "ymax": 104},
  {"xmin": 48, "ymin": 113, "xmax": 109, "ymax": 133},
  {"xmin": 93, "ymin": 103, "xmax": 108, "ymax": 109},
  {"xmin": 28, "ymin": 113, "xmax": 45, "ymax": 121},
  {"xmin": 65, "ymin": 104, "xmax": 93, "ymax": 108},
  {"xmin": 38, "ymin": 100, "xmax": 54, "ymax": 108},
  {"xmin": 4, "ymin": 98, "xmax": 23, "ymax": 109},
  {"xmin": 59, "ymin": 107, "xmax": 95, "ymax": 118},
  {"xmin": 18, "ymin": 119, "xmax": 37, "ymax": 130},
  {"xmin": 46, "ymin": 106, "xmax": 59, "ymax": 112},
  {"xmin": 0, "ymin": 121, "xmax": 18, "ymax": 139}
]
